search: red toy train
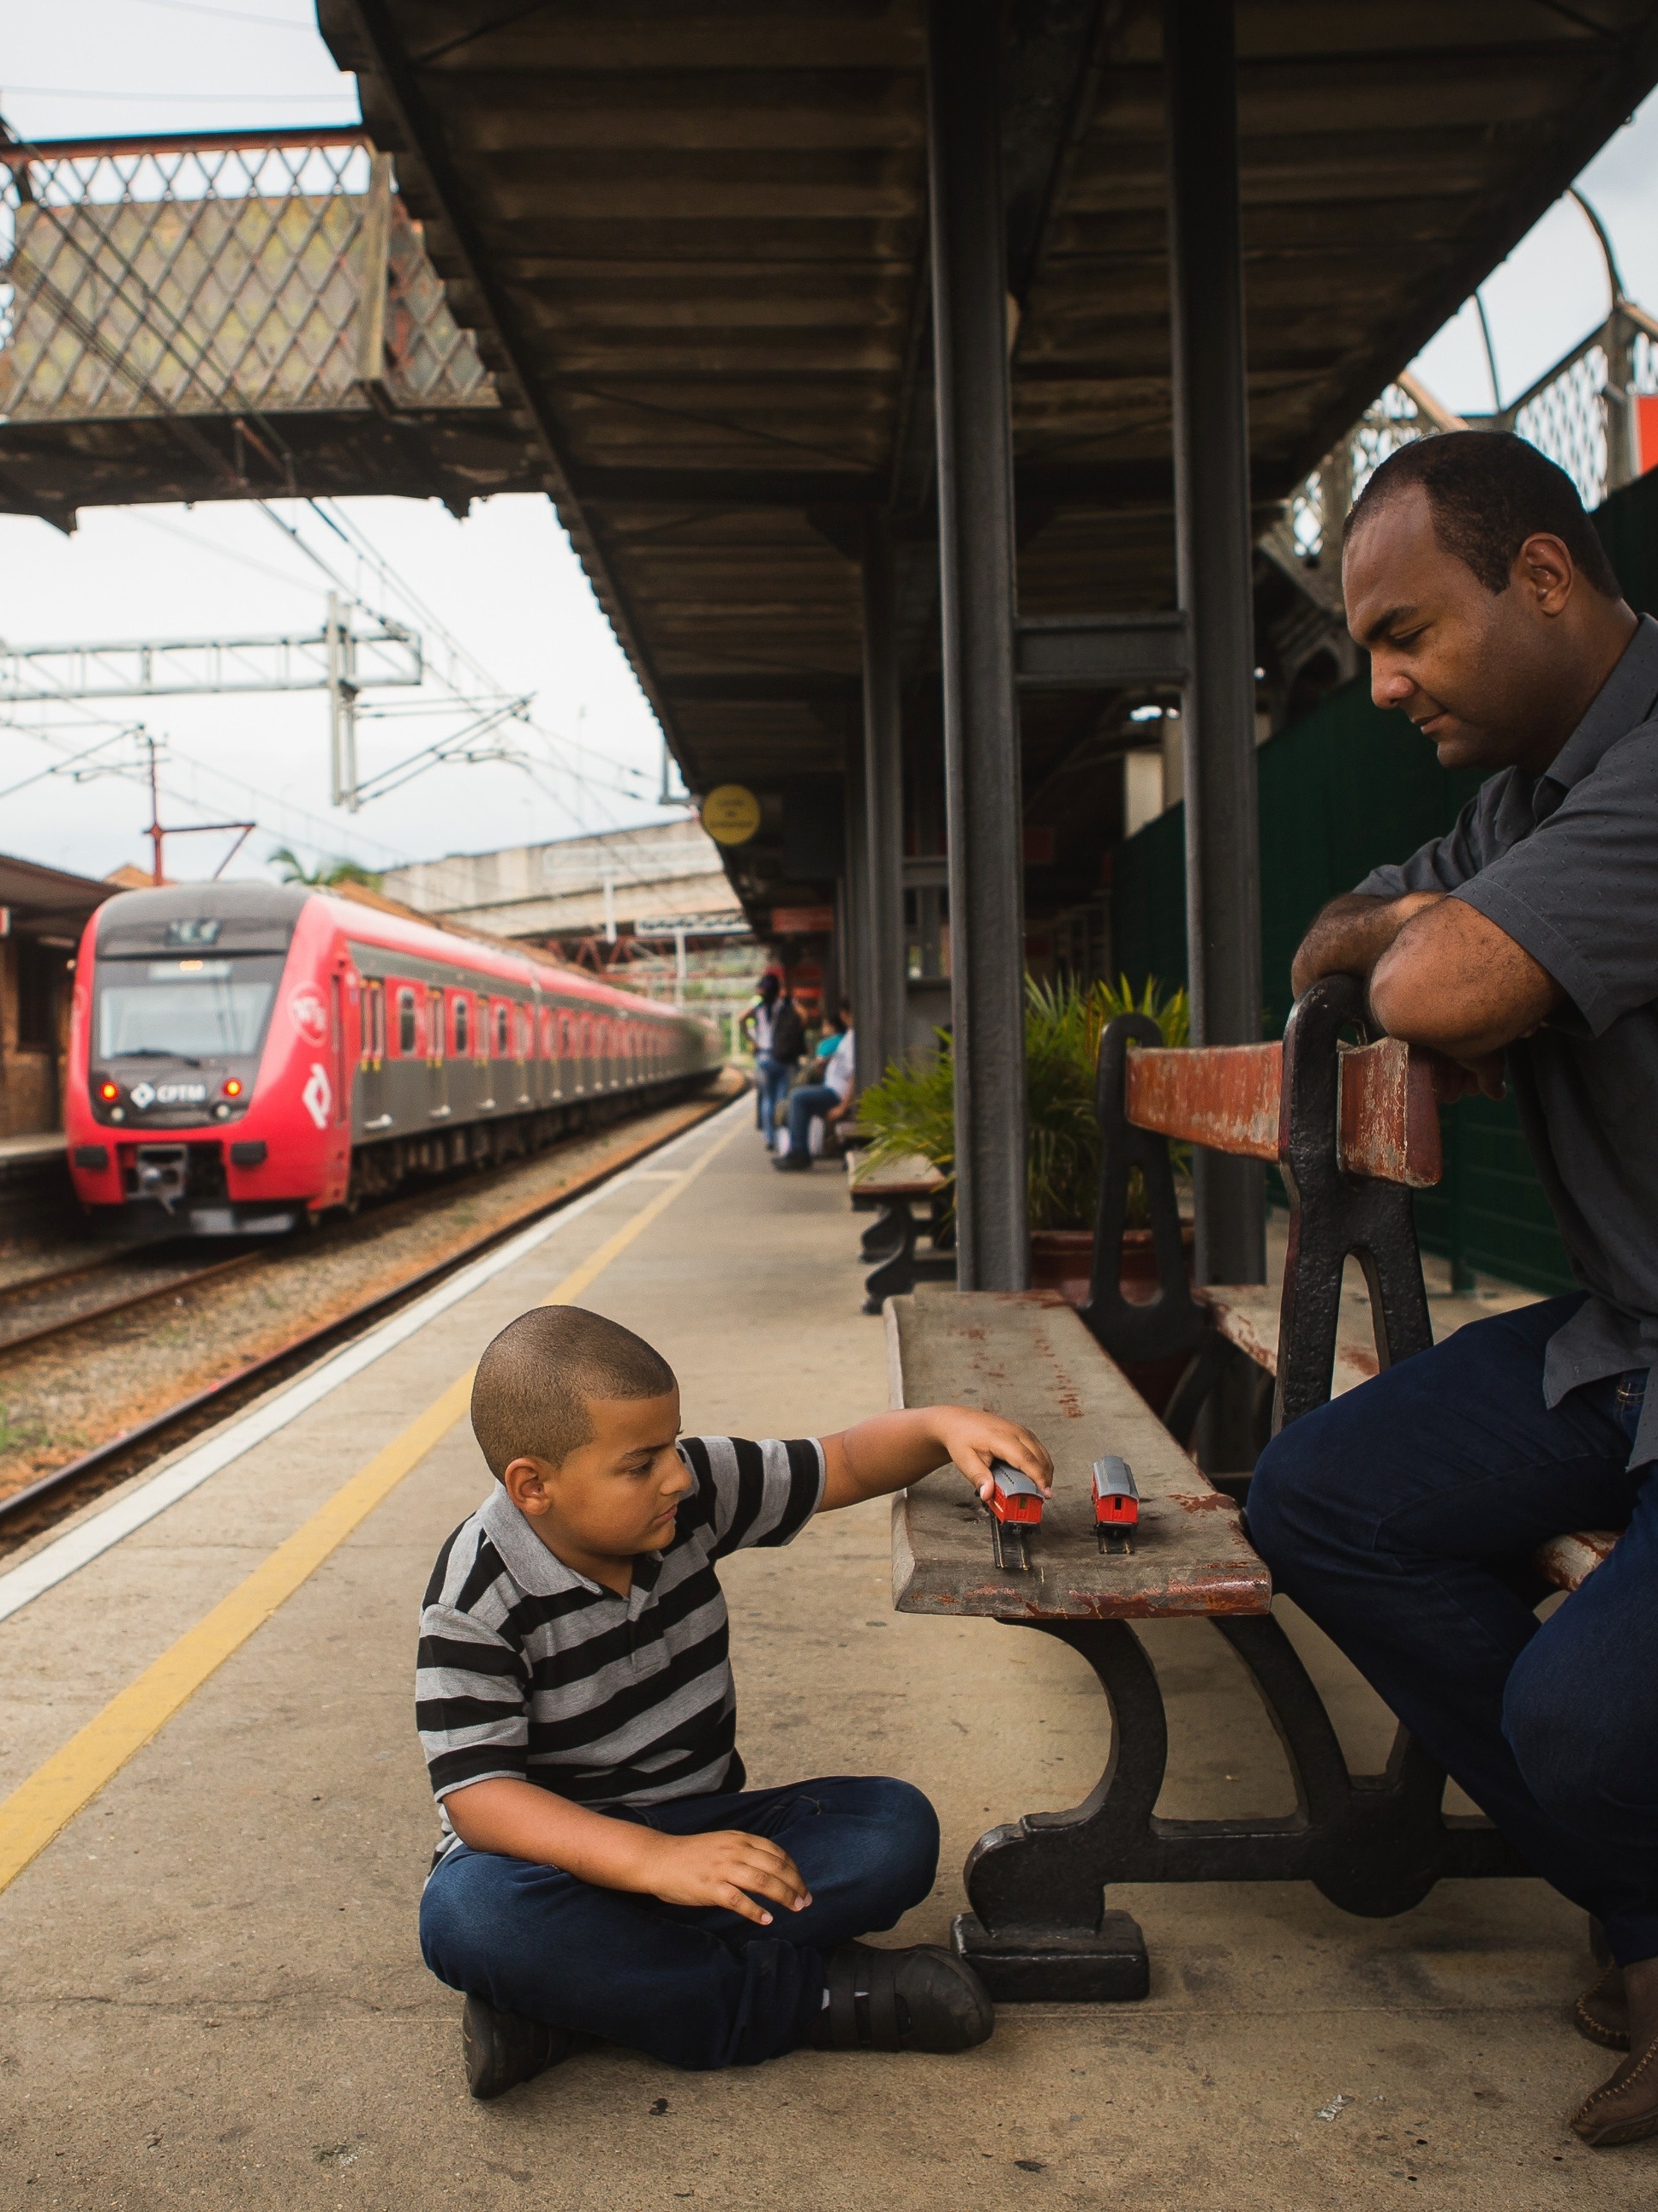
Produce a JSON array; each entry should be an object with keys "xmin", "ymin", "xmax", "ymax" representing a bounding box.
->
[{"xmin": 63, "ymin": 883, "xmax": 723, "ymax": 1238}]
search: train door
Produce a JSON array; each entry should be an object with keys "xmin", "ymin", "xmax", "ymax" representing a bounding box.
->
[
  {"xmin": 514, "ymin": 1001, "xmax": 532, "ymax": 1106},
  {"xmin": 428, "ymin": 986, "xmax": 449, "ymax": 1119},
  {"xmin": 360, "ymin": 977, "xmax": 388, "ymax": 1130},
  {"xmin": 449, "ymin": 990, "xmax": 476, "ymax": 1122}
]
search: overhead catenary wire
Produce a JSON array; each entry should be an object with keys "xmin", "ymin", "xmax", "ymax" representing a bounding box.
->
[{"xmin": 0, "ymin": 117, "xmax": 675, "ymax": 889}]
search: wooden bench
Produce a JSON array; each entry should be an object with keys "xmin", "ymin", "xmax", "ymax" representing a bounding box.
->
[
  {"xmin": 847, "ymin": 1150, "xmax": 955, "ymax": 1312},
  {"xmin": 887, "ymin": 974, "xmax": 1584, "ymax": 2003}
]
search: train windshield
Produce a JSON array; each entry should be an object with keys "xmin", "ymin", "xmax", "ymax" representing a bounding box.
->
[{"xmin": 94, "ymin": 956, "xmax": 284, "ymax": 1062}]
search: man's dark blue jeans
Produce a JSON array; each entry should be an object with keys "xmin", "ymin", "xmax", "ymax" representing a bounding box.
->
[
  {"xmin": 419, "ymin": 1774, "xmax": 938, "ymax": 2071},
  {"xmin": 1250, "ymin": 1293, "xmax": 1658, "ymax": 1967},
  {"xmin": 784, "ymin": 1082, "xmax": 842, "ymax": 1161}
]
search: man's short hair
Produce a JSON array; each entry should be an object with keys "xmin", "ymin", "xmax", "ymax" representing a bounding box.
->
[
  {"xmin": 470, "ymin": 1305, "xmax": 676, "ymax": 1477},
  {"xmin": 1343, "ymin": 429, "xmax": 1622, "ymax": 598}
]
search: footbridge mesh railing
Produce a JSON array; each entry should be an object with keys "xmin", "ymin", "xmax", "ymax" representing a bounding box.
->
[
  {"xmin": 0, "ymin": 129, "xmax": 497, "ymax": 432},
  {"xmin": 1267, "ymin": 302, "xmax": 1658, "ymax": 614}
]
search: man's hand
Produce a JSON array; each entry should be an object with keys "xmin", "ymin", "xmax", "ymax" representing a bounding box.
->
[
  {"xmin": 635, "ymin": 1829, "xmax": 812, "ymax": 1927},
  {"xmin": 1290, "ymin": 890, "xmax": 1446, "ymax": 998},
  {"xmin": 1423, "ymin": 1046, "xmax": 1507, "ymax": 1104},
  {"xmin": 819, "ymin": 1404, "xmax": 1053, "ymax": 1511}
]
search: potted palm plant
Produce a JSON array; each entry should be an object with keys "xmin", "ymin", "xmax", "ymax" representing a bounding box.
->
[{"xmin": 859, "ymin": 974, "xmax": 1190, "ymax": 1303}]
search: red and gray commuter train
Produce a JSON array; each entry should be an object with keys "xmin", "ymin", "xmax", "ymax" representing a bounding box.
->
[{"xmin": 64, "ymin": 884, "xmax": 723, "ymax": 1237}]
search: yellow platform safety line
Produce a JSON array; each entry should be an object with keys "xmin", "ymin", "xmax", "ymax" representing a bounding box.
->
[{"xmin": 0, "ymin": 1111, "xmax": 743, "ymax": 1897}]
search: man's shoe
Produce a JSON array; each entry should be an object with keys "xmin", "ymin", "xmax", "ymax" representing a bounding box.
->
[
  {"xmin": 811, "ymin": 1943, "xmax": 993, "ymax": 2054},
  {"xmin": 1571, "ymin": 1957, "xmax": 1658, "ymax": 2147},
  {"xmin": 1574, "ymin": 1963, "xmax": 1631, "ymax": 2052},
  {"xmin": 462, "ymin": 1993, "xmax": 571, "ymax": 2101},
  {"xmin": 772, "ymin": 1153, "xmax": 811, "ymax": 1172}
]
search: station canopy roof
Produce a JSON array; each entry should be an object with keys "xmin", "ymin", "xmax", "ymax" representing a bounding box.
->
[{"xmin": 14, "ymin": 3, "xmax": 1658, "ymax": 930}]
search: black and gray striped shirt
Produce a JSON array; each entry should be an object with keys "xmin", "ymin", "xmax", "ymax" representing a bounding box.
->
[{"xmin": 416, "ymin": 1435, "xmax": 824, "ymax": 1868}]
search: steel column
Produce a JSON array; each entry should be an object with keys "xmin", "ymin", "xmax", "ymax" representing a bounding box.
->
[
  {"xmin": 927, "ymin": 0, "xmax": 1029, "ymax": 1291},
  {"xmin": 861, "ymin": 513, "xmax": 907, "ymax": 1094},
  {"xmin": 1164, "ymin": 0, "xmax": 1266, "ymax": 1285},
  {"xmin": 843, "ymin": 742, "xmax": 875, "ymax": 1091}
]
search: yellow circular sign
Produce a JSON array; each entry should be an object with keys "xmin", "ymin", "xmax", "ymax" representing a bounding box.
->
[{"xmin": 701, "ymin": 783, "xmax": 763, "ymax": 847}]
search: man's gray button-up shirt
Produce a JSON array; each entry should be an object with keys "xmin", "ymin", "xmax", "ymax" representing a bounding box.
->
[{"xmin": 1353, "ymin": 612, "xmax": 1658, "ymax": 1466}]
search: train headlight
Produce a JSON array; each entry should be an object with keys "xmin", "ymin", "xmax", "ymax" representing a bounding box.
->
[
  {"xmin": 222, "ymin": 1077, "xmax": 243, "ymax": 1099},
  {"xmin": 99, "ymin": 1081, "xmax": 119, "ymax": 1102}
]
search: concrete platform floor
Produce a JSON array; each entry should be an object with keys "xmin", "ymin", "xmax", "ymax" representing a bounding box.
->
[{"xmin": 0, "ymin": 1094, "xmax": 1648, "ymax": 2209}]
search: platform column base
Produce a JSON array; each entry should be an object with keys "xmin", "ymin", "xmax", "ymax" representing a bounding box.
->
[{"xmin": 950, "ymin": 1910, "xmax": 1149, "ymax": 2002}]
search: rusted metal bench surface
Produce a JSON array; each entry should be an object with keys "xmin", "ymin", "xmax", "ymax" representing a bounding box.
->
[{"xmin": 889, "ymin": 1291, "xmax": 1269, "ymax": 1622}]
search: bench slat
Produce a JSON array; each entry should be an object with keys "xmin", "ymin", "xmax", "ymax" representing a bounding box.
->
[
  {"xmin": 1338, "ymin": 1036, "xmax": 1442, "ymax": 1187},
  {"xmin": 888, "ymin": 1292, "xmax": 1272, "ymax": 1621},
  {"xmin": 1124, "ymin": 1042, "xmax": 1281, "ymax": 1160},
  {"xmin": 848, "ymin": 1150, "xmax": 946, "ymax": 1202},
  {"xmin": 1123, "ymin": 1037, "xmax": 1442, "ymax": 1187}
]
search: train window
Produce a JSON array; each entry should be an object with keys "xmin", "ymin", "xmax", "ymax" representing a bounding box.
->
[
  {"xmin": 494, "ymin": 1001, "xmax": 509, "ymax": 1057},
  {"xmin": 397, "ymin": 986, "xmax": 417, "ymax": 1057},
  {"xmin": 453, "ymin": 994, "xmax": 470, "ymax": 1056}
]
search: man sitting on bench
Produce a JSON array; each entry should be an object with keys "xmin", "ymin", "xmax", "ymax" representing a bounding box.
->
[{"xmin": 1248, "ymin": 432, "xmax": 1658, "ymax": 2150}]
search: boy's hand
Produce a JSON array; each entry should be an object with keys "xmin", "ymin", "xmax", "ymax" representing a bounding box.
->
[
  {"xmin": 637, "ymin": 1829, "xmax": 813, "ymax": 1926},
  {"xmin": 932, "ymin": 1406, "xmax": 1053, "ymax": 1504}
]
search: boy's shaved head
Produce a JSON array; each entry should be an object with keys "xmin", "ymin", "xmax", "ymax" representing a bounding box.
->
[{"xmin": 471, "ymin": 1305, "xmax": 677, "ymax": 1478}]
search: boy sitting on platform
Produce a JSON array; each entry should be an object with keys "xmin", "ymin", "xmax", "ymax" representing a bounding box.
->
[{"xmin": 416, "ymin": 1303, "xmax": 1051, "ymax": 2100}]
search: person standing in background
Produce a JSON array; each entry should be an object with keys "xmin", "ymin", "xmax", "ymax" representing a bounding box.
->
[{"xmin": 739, "ymin": 971, "xmax": 804, "ymax": 1152}]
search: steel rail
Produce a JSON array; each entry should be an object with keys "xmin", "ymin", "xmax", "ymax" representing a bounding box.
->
[{"xmin": 0, "ymin": 1251, "xmax": 266, "ymax": 1360}]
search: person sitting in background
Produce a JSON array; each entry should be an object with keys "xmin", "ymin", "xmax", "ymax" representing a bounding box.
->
[
  {"xmin": 775, "ymin": 999, "xmax": 855, "ymax": 1172},
  {"xmin": 738, "ymin": 971, "xmax": 803, "ymax": 1152}
]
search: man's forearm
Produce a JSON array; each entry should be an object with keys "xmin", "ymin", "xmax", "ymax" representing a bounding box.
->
[{"xmin": 1290, "ymin": 891, "xmax": 1442, "ymax": 998}]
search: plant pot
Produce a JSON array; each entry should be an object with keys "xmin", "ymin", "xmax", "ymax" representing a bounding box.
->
[{"xmin": 1028, "ymin": 1226, "xmax": 1194, "ymax": 1310}]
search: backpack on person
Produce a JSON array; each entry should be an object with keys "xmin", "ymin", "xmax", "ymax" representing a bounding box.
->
[{"xmin": 769, "ymin": 997, "xmax": 806, "ymax": 1063}]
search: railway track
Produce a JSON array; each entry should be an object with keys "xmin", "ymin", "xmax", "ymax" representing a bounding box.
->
[
  {"xmin": 0, "ymin": 1248, "xmax": 266, "ymax": 1359},
  {"xmin": 0, "ymin": 1082, "xmax": 738, "ymax": 1550}
]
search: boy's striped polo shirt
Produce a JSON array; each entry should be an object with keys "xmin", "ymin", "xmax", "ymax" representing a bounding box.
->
[{"xmin": 415, "ymin": 1434, "xmax": 824, "ymax": 1870}]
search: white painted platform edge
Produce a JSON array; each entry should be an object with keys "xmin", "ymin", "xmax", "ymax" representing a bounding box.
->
[{"xmin": 0, "ymin": 1098, "xmax": 743, "ymax": 1627}]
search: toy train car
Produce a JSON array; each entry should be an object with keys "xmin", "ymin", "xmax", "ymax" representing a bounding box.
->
[
  {"xmin": 987, "ymin": 1456, "xmax": 1044, "ymax": 1574},
  {"xmin": 63, "ymin": 883, "xmax": 725, "ymax": 1238}
]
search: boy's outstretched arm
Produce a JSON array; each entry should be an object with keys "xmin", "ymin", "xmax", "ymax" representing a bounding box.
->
[
  {"xmin": 444, "ymin": 1779, "xmax": 813, "ymax": 1925},
  {"xmin": 817, "ymin": 1405, "xmax": 1052, "ymax": 1513}
]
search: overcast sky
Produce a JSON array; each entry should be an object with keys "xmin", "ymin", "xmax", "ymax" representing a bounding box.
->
[{"xmin": 3, "ymin": 4, "xmax": 1658, "ymax": 885}]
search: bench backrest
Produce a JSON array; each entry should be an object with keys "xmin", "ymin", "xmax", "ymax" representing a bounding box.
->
[{"xmin": 1081, "ymin": 974, "xmax": 1442, "ymax": 1434}]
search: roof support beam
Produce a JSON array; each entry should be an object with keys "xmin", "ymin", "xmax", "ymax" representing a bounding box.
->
[
  {"xmin": 1166, "ymin": 0, "xmax": 1266, "ymax": 1292},
  {"xmin": 927, "ymin": 0, "xmax": 1028, "ymax": 1293},
  {"xmin": 860, "ymin": 513, "xmax": 907, "ymax": 1096},
  {"xmin": 1015, "ymin": 613, "xmax": 1190, "ymax": 688}
]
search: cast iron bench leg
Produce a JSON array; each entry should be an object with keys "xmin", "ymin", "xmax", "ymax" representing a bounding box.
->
[
  {"xmin": 859, "ymin": 1198, "xmax": 912, "ymax": 1261},
  {"xmin": 951, "ymin": 1612, "xmax": 1530, "ymax": 2002}
]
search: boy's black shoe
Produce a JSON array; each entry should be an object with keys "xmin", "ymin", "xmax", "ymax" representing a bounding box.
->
[
  {"xmin": 462, "ymin": 1993, "xmax": 572, "ymax": 2100},
  {"xmin": 812, "ymin": 1943, "xmax": 994, "ymax": 2054}
]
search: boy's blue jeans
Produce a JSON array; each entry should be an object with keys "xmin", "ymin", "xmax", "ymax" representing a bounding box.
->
[
  {"xmin": 753, "ymin": 1053, "xmax": 791, "ymax": 1148},
  {"xmin": 420, "ymin": 1774, "xmax": 938, "ymax": 2071},
  {"xmin": 1250, "ymin": 1293, "xmax": 1658, "ymax": 1967}
]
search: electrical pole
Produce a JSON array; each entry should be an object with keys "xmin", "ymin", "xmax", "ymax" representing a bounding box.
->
[{"xmin": 146, "ymin": 733, "xmax": 165, "ymax": 886}]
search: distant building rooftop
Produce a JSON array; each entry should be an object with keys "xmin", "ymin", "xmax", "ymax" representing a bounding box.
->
[{"xmin": 379, "ymin": 818, "xmax": 745, "ymax": 944}]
